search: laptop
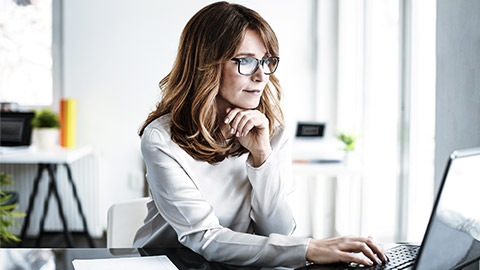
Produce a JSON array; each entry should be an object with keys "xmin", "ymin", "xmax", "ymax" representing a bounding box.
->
[
  {"xmin": 0, "ymin": 112, "xmax": 34, "ymax": 153},
  {"xmin": 314, "ymin": 147, "xmax": 480, "ymax": 270}
]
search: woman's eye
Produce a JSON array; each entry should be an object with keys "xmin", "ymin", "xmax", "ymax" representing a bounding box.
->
[{"xmin": 241, "ymin": 58, "xmax": 255, "ymax": 65}]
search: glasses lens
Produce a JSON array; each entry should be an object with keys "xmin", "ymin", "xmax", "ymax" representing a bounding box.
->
[
  {"xmin": 238, "ymin": 58, "xmax": 258, "ymax": 75},
  {"xmin": 263, "ymin": 57, "xmax": 279, "ymax": 75},
  {"xmin": 235, "ymin": 57, "xmax": 279, "ymax": 75}
]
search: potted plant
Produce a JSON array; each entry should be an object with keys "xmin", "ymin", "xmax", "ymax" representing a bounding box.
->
[
  {"xmin": 337, "ymin": 132, "xmax": 356, "ymax": 152},
  {"xmin": 336, "ymin": 132, "xmax": 358, "ymax": 164},
  {"xmin": 31, "ymin": 109, "xmax": 61, "ymax": 150},
  {"xmin": 0, "ymin": 172, "xmax": 26, "ymax": 246}
]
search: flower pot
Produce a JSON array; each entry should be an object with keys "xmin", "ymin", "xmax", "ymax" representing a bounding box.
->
[
  {"xmin": 34, "ymin": 128, "xmax": 59, "ymax": 151},
  {"xmin": 343, "ymin": 151, "xmax": 351, "ymax": 165},
  {"xmin": 343, "ymin": 151, "xmax": 360, "ymax": 166}
]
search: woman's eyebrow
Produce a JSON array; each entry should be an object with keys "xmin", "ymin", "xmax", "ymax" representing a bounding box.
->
[
  {"xmin": 234, "ymin": 52, "xmax": 256, "ymax": 57},
  {"xmin": 234, "ymin": 52, "xmax": 269, "ymax": 58}
]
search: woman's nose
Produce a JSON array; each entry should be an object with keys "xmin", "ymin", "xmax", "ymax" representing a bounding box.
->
[{"xmin": 251, "ymin": 64, "xmax": 267, "ymax": 82}]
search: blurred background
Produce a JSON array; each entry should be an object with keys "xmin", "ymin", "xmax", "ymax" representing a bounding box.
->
[{"xmin": 1, "ymin": 0, "xmax": 479, "ymax": 249}]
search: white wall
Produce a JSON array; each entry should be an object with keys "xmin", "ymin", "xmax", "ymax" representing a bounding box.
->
[
  {"xmin": 435, "ymin": 2, "xmax": 480, "ymax": 267},
  {"xmin": 62, "ymin": 0, "xmax": 318, "ymax": 230},
  {"xmin": 435, "ymin": 0, "xmax": 480, "ymax": 192}
]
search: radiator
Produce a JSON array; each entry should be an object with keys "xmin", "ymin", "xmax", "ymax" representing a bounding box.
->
[{"xmin": 0, "ymin": 153, "xmax": 102, "ymax": 238}]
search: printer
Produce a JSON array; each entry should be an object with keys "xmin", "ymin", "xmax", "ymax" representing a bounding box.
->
[{"xmin": 292, "ymin": 122, "xmax": 345, "ymax": 162}]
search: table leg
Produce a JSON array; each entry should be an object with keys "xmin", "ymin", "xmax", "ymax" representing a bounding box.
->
[
  {"xmin": 64, "ymin": 164, "xmax": 95, "ymax": 247},
  {"xmin": 46, "ymin": 164, "xmax": 73, "ymax": 247},
  {"xmin": 18, "ymin": 164, "xmax": 45, "ymax": 247},
  {"xmin": 307, "ymin": 177, "xmax": 315, "ymax": 237},
  {"xmin": 35, "ymin": 176, "xmax": 55, "ymax": 247}
]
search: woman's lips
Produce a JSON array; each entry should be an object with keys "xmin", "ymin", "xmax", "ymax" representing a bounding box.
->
[{"xmin": 243, "ymin": 89, "xmax": 262, "ymax": 95}]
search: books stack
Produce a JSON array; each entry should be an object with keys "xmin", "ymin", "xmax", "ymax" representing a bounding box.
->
[{"xmin": 60, "ymin": 99, "xmax": 77, "ymax": 148}]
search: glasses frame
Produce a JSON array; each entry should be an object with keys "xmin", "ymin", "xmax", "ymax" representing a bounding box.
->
[{"xmin": 231, "ymin": 56, "xmax": 280, "ymax": 76}]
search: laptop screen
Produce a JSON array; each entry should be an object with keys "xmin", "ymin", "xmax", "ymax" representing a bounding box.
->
[
  {"xmin": 0, "ymin": 112, "xmax": 35, "ymax": 146},
  {"xmin": 416, "ymin": 148, "xmax": 480, "ymax": 270}
]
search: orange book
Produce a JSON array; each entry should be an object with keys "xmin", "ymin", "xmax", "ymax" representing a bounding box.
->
[
  {"xmin": 59, "ymin": 98, "xmax": 77, "ymax": 148},
  {"xmin": 60, "ymin": 99, "xmax": 67, "ymax": 147},
  {"xmin": 66, "ymin": 99, "xmax": 77, "ymax": 148}
]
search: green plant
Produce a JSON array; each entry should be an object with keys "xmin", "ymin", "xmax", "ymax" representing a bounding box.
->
[
  {"xmin": 337, "ymin": 132, "xmax": 357, "ymax": 152},
  {"xmin": 1, "ymin": 172, "xmax": 26, "ymax": 244},
  {"xmin": 31, "ymin": 109, "xmax": 60, "ymax": 128}
]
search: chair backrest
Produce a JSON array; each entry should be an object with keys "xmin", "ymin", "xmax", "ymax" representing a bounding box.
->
[{"xmin": 107, "ymin": 197, "xmax": 150, "ymax": 248}]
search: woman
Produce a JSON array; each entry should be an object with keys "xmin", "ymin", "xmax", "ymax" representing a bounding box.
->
[{"xmin": 134, "ymin": 1, "xmax": 388, "ymax": 268}]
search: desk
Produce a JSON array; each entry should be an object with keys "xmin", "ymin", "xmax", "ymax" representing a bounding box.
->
[
  {"xmin": 0, "ymin": 248, "xmax": 298, "ymax": 270},
  {"xmin": 0, "ymin": 244, "xmax": 408, "ymax": 270},
  {"xmin": 0, "ymin": 146, "xmax": 95, "ymax": 248}
]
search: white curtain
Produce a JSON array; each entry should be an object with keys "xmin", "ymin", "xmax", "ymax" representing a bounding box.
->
[{"xmin": 318, "ymin": 0, "xmax": 435, "ymax": 242}]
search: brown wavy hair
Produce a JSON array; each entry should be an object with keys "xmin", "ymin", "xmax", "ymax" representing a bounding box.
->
[{"xmin": 139, "ymin": 1, "xmax": 284, "ymax": 164}]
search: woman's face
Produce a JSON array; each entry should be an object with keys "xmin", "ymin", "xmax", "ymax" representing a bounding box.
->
[{"xmin": 218, "ymin": 29, "xmax": 269, "ymax": 110}]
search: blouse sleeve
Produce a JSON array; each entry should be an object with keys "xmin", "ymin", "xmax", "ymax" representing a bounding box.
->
[
  {"xmin": 246, "ymin": 126, "xmax": 297, "ymax": 236},
  {"xmin": 141, "ymin": 127, "xmax": 308, "ymax": 268}
]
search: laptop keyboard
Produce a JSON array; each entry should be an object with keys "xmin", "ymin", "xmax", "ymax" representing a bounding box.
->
[{"xmin": 345, "ymin": 245, "xmax": 419, "ymax": 270}]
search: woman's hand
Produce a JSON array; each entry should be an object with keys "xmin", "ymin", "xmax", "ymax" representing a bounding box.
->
[
  {"xmin": 306, "ymin": 236, "xmax": 389, "ymax": 266},
  {"xmin": 223, "ymin": 107, "xmax": 272, "ymax": 167}
]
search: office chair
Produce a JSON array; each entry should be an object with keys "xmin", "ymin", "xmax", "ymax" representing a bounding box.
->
[{"xmin": 106, "ymin": 197, "xmax": 150, "ymax": 250}]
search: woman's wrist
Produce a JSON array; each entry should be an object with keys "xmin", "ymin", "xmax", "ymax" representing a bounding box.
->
[
  {"xmin": 306, "ymin": 239, "xmax": 316, "ymax": 262},
  {"xmin": 251, "ymin": 147, "xmax": 272, "ymax": 167}
]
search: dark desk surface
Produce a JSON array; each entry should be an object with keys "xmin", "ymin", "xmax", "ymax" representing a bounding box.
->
[
  {"xmin": 1, "ymin": 248, "xmax": 307, "ymax": 270},
  {"xmin": 1, "ymin": 245, "xmax": 401, "ymax": 270}
]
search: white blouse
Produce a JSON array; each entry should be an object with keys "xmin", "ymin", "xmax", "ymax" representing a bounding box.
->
[{"xmin": 133, "ymin": 114, "xmax": 309, "ymax": 268}]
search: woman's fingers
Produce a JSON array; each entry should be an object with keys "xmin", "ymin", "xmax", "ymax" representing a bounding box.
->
[
  {"xmin": 346, "ymin": 241, "xmax": 382, "ymax": 265},
  {"xmin": 346, "ymin": 236, "xmax": 388, "ymax": 263},
  {"xmin": 224, "ymin": 108, "xmax": 266, "ymax": 137},
  {"xmin": 236, "ymin": 115, "xmax": 253, "ymax": 137},
  {"xmin": 341, "ymin": 251, "xmax": 375, "ymax": 266},
  {"xmin": 229, "ymin": 109, "xmax": 248, "ymax": 136},
  {"xmin": 335, "ymin": 237, "xmax": 380, "ymax": 265},
  {"xmin": 366, "ymin": 236, "xmax": 389, "ymax": 262},
  {"xmin": 223, "ymin": 107, "xmax": 239, "ymax": 125},
  {"xmin": 240, "ymin": 120, "xmax": 256, "ymax": 137},
  {"xmin": 307, "ymin": 236, "xmax": 388, "ymax": 266},
  {"xmin": 368, "ymin": 236, "xmax": 389, "ymax": 262}
]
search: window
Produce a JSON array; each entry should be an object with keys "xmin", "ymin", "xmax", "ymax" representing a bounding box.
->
[
  {"xmin": 0, "ymin": 0, "xmax": 54, "ymax": 106},
  {"xmin": 403, "ymin": 0, "xmax": 436, "ymax": 242},
  {"xmin": 334, "ymin": 0, "xmax": 435, "ymax": 242}
]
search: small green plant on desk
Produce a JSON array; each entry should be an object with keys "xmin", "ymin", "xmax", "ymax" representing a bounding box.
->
[
  {"xmin": 337, "ymin": 132, "xmax": 357, "ymax": 152},
  {"xmin": 31, "ymin": 109, "xmax": 61, "ymax": 128},
  {"xmin": 1, "ymin": 172, "xmax": 26, "ymax": 245},
  {"xmin": 31, "ymin": 109, "xmax": 61, "ymax": 150}
]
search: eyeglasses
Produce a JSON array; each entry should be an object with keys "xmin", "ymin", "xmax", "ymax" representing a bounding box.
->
[{"xmin": 231, "ymin": 56, "xmax": 280, "ymax": 76}]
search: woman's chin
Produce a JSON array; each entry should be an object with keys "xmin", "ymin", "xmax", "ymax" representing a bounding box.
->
[{"xmin": 233, "ymin": 100, "xmax": 261, "ymax": 110}]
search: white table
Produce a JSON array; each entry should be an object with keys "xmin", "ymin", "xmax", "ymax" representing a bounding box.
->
[
  {"xmin": 293, "ymin": 160, "xmax": 365, "ymax": 237},
  {"xmin": 0, "ymin": 146, "xmax": 93, "ymax": 164},
  {"xmin": 0, "ymin": 146, "xmax": 95, "ymax": 247},
  {"xmin": 293, "ymin": 160, "xmax": 364, "ymax": 177}
]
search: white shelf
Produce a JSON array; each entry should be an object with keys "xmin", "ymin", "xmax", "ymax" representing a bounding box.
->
[
  {"xmin": 0, "ymin": 145, "xmax": 93, "ymax": 164},
  {"xmin": 293, "ymin": 161, "xmax": 364, "ymax": 177}
]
